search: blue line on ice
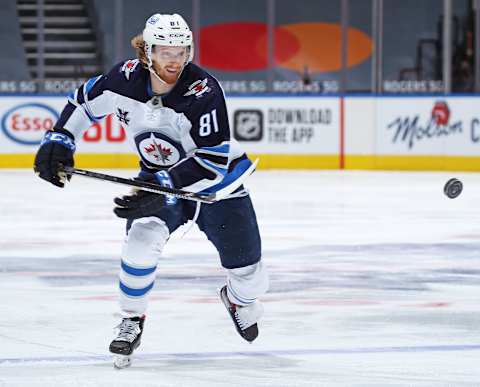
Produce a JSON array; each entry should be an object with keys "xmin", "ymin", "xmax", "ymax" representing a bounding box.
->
[{"xmin": 2, "ymin": 344, "xmax": 480, "ymax": 365}]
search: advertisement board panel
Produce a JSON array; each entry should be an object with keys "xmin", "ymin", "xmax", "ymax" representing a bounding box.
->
[
  {"xmin": 227, "ymin": 97, "xmax": 340, "ymax": 154},
  {"xmin": 0, "ymin": 97, "xmax": 132, "ymax": 154},
  {"xmin": 0, "ymin": 95, "xmax": 479, "ymax": 171},
  {"xmin": 376, "ymin": 97, "xmax": 479, "ymax": 156}
]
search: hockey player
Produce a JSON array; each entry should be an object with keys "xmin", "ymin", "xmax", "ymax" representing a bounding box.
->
[{"xmin": 33, "ymin": 13, "xmax": 269, "ymax": 368}]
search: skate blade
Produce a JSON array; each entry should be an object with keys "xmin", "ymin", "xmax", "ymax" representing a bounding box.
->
[{"xmin": 113, "ymin": 354, "xmax": 132, "ymax": 369}]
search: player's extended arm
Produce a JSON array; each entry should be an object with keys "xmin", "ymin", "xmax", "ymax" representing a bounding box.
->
[{"xmin": 34, "ymin": 69, "xmax": 116, "ymax": 188}]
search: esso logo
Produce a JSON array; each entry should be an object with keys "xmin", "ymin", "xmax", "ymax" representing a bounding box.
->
[{"xmin": 1, "ymin": 103, "xmax": 59, "ymax": 145}]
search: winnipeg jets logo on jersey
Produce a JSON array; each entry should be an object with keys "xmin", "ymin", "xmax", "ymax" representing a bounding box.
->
[
  {"xmin": 145, "ymin": 137, "xmax": 172, "ymax": 163},
  {"xmin": 116, "ymin": 108, "xmax": 130, "ymax": 125},
  {"xmin": 121, "ymin": 59, "xmax": 140, "ymax": 80},
  {"xmin": 183, "ymin": 78, "xmax": 210, "ymax": 97},
  {"xmin": 135, "ymin": 132, "xmax": 183, "ymax": 168}
]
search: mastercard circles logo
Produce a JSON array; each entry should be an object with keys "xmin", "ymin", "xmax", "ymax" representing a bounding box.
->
[{"xmin": 199, "ymin": 22, "xmax": 373, "ymax": 73}]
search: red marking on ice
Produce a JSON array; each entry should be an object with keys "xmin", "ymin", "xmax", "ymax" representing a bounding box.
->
[
  {"xmin": 298, "ymin": 300, "xmax": 379, "ymax": 306},
  {"xmin": 75, "ymin": 294, "xmax": 173, "ymax": 301},
  {"xmin": 76, "ymin": 295, "xmax": 116, "ymax": 301},
  {"xmin": 187, "ymin": 297, "xmax": 218, "ymax": 304},
  {"xmin": 16, "ymin": 272, "xmax": 115, "ymax": 277},
  {"xmin": 415, "ymin": 302, "xmax": 451, "ymax": 308}
]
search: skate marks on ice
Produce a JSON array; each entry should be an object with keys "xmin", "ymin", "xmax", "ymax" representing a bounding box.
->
[
  {"xmin": 0, "ymin": 357, "xmax": 300, "ymax": 387},
  {"xmin": 2, "ymin": 344, "xmax": 480, "ymax": 366},
  {"xmin": 1, "ymin": 347, "xmax": 480, "ymax": 387},
  {"xmin": 2, "ymin": 241, "xmax": 480, "ymax": 291}
]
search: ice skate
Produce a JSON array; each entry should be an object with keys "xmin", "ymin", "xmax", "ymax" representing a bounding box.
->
[
  {"xmin": 109, "ymin": 315, "xmax": 145, "ymax": 369},
  {"xmin": 220, "ymin": 285, "xmax": 263, "ymax": 342}
]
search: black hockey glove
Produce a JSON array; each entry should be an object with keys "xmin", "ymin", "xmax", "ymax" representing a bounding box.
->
[
  {"xmin": 113, "ymin": 170, "xmax": 177, "ymax": 219},
  {"xmin": 34, "ymin": 128, "xmax": 76, "ymax": 188}
]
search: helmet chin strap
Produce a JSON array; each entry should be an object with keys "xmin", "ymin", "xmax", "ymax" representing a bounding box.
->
[
  {"xmin": 148, "ymin": 65, "xmax": 170, "ymax": 86},
  {"xmin": 147, "ymin": 60, "xmax": 188, "ymax": 90}
]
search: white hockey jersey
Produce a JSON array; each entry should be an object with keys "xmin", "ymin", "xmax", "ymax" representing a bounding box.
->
[{"xmin": 54, "ymin": 59, "xmax": 251, "ymax": 194}]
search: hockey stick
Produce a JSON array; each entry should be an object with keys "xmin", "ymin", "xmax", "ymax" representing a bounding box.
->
[{"xmin": 62, "ymin": 158, "xmax": 258, "ymax": 204}]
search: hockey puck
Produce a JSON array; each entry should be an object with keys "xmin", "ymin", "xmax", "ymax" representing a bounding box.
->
[{"xmin": 444, "ymin": 178, "xmax": 463, "ymax": 199}]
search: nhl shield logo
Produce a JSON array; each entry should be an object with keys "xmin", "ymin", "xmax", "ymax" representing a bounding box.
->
[
  {"xmin": 233, "ymin": 110, "xmax": 263, "ymax": 141},
  {"xmin": 183, "ymin": 78, "xmax": 210, "ymax": 97}
]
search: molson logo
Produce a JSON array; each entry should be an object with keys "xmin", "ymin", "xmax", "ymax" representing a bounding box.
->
[
  {"xmin": 1, "ymin": 103, "xmax": 59, "ymax": 145},
  {"xmin": 387, "ymin": 101, "xmax": 463, "ymax": 149}
]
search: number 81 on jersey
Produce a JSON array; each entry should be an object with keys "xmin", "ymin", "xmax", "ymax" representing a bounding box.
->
[{"xmin": 199, "ymin": 109, "xmax": 219, "ymax": 137}]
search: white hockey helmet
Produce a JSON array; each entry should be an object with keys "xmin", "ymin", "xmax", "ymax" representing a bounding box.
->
[{"xmin": 143, "ymin": 13, "xmax": 194, "ymax": 68}]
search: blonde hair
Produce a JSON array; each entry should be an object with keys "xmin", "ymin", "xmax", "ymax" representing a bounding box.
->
[{"xmin": 131, "ymin": 34, "xmax": 149, "ymax": 68}]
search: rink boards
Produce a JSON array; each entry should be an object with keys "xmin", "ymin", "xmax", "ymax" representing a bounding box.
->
[{"xmin": 0, "ymin": 94, "xmax": 478, "ymax": 170}]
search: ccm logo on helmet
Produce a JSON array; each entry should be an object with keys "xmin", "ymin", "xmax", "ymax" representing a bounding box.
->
[{"xmin": 1, "ymin": 103, "xmax": 59, "ymax": 145}]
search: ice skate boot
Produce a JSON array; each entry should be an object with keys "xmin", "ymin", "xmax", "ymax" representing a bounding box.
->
[
  {"xmin": 220, "ymin": 285, "xmax": 263, "ymax": 342},
  {"xmin": 109, "ymin": 315, "xmax": 145, "ymax": 369}
]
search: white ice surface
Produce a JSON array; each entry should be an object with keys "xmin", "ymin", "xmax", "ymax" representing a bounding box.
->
[{"xmin": 1, "ymin": 169, "xmax": 480, "ymax": 386}]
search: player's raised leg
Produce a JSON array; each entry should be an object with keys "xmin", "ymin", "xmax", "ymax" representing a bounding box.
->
[
  {"xmin": 220, "ymin": 261, "xmax": 268, "ymax": 342},
  {"xmin": 197, "ymin": 194, "xmax": 269, "ymax": 342}
]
